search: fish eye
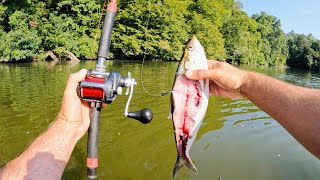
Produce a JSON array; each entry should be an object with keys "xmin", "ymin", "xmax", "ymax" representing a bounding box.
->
[{"xmin": 187, "ymin": 45, "xmax": 194, "ymax": 51}]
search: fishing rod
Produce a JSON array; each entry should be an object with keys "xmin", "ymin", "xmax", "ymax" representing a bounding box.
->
[{"xmin": 77, "ymin": 0, "xmax": 153, "ymax": 178}]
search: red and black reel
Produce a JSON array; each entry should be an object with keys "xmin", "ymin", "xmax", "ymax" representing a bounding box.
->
[{"xmin": 79, "ymin": 76, "xmax": 106, "ymax": 102}]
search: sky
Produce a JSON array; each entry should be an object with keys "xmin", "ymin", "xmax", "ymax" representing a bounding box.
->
[{"xmin": 239, "ymin": 0, "xmax": 320, "ymax": 38}]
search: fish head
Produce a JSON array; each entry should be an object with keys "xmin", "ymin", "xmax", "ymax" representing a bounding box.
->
[{"xmin": 177, "ymin": 36, "xmax": 207, "ymax": 75}]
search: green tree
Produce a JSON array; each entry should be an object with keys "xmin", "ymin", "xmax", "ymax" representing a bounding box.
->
[
  {"xmin": 0, "ymin": 0, "xmax": 101, "ymax": 62},
  {"xmin": 111, "ymin": 0, "xmax": 193, "ymax": 60},
  {"xmin": 0, "ymin": 3, "xmax": 42, "ymax": 61},
  {"xmin": 187, "ymin": 0, "xmax": 228, "ymax": 60},
  {"xmin": 252, "ymin": 12, "xmax": 288, "ymax": 67},
  {"xmin": 221, "ymin": 9, "xmax": 264, "ymax": 65},
  {"xmin": 287, "ymin": 32, "xmax": 320, "ymax": 70}
]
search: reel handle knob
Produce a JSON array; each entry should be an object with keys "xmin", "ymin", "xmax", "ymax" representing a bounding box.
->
[{"xmin": 127, "ymin": 108, "xmax": 153, "ymax": 124}]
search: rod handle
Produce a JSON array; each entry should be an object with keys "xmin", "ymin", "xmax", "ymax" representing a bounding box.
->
[{"xmin": 87, "ymin": 106, "xmax": 101, "ymax": 179}]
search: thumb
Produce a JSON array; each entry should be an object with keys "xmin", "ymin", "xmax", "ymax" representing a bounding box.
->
[
  {"xmin": 67, "ymin": 68, "xmax": 87, "ymax": 86},
  {"xmin": 185, "ymin": 69, "xmax": 214, "ymax": 80},
  {"xmin": 64, "ymin": 68, "xmax": 87, "ymax": 96}
]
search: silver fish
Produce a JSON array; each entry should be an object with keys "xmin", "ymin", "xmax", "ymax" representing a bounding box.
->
[{"xmin": 170, "ymin": 36, "xmax": 209, "ymax": 177}]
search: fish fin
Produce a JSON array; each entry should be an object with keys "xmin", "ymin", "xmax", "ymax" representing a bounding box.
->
[
  {"xmin": 172, "ymin": 156, "xmax": 198, "ymax": 178},
  {"xmin": 185, "ymin": 157, "xmax": 198, "ymax": 175},
  {"xmin": 172, "ymin": 156, "xmax": 184, "ymax": 178}
]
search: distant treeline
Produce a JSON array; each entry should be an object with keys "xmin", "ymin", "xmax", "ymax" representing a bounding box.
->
[{"xmin": 0, "ymin": 0, "xmax": 319, "ymax": 70}]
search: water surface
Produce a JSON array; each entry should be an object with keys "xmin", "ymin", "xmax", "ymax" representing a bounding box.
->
[{"xmin": 0, "ymin": 61, "xmax": 319, "ymax": 180}]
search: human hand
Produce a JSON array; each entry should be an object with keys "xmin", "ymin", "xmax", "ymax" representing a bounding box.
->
[
  {"xmin": 57, "ymin": 69, "xmax": 90, "ymax": 140},
  {"xmin": 185, "ymin": 60, "xmax": 248, "ymax": 99}
]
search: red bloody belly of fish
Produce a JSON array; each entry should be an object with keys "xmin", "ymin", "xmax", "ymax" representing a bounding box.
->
[{"xmin": 171, "ymin": 74, "xmax": 202, "ymax": 177}]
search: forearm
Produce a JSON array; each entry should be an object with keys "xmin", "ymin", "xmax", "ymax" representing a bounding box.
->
[
  {"xmin": 0, "ymin": 119, "xmax": 80, "ymax": 180},
  {"xmin": 242, "ymin": 72, "xmax": 320, "ymax": 158}
]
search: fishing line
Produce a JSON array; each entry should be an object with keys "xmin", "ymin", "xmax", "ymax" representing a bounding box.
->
[
  {"xmin": 140, "ymin": 0, "xmax": 171, "ymax": 97},
  {"xmin": 91, "ymin": 0, "xmax": 171, "ymax": 96}
]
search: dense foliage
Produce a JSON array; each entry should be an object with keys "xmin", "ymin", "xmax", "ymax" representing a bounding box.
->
[
  {"xmin": 0, "ymin": 0, "xmax": 102, "ymax": 61},
  {"xmin": 0, "ymin": 0, "xmax": 319, "ymax": 70},
  {"xmin": 287, "ymin": 31, "xmax": 320, "ymax": 70}
]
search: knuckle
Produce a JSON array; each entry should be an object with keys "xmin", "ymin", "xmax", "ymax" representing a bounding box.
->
[
  {"xmin": 216, "ymin": 61, "xmax": 224, "ymax": 68},
  {"xmin": 200, "ymin": 70, "xmax": 206, "ymax": 76},
  {"xmin": 195, "ymin": 70, "xmax": 202, "ymax": 77},
  {"xmin": 210, "ymin": 61, "xmax": 222, "ymax": 69},
  {"xmin": 198, "ymin": 70, "xmax": 208, "ymax": 79}
]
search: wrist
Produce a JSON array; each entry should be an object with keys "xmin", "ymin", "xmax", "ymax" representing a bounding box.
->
[
  {"xmin": 240, "ymin": 71, "xmax": 255, "ymax": 99},
  {"xmin": 54, "ymin": 117, "xmax": 83, "ymax": 142}
]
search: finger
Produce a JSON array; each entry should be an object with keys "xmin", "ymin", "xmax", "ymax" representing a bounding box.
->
[
  {"xmin": 102, "ymin": 103, "xmax": 107, "ymax": 108},
  {"xmin": 186, "ymin": 69, "xmax": 220, "ymax": 80},
  {"xmin": 65, "ymin": 69, "xmax": 87, "ymax": 91},
  {"xmin": 64, "ymin": 69, "xmax": 87, "ymax": 97},
  {"xmin": 81, "ymin": 101, "xmax": 90, "ymax": 108},
  {"xmin": 81, "ymin": 101, "xmax": 90, "ymax": 116},
  {"xmin": 208, "ymin": 80, "xmax": 219, "ymax": 96},
  {"xmin": 68, "ymin": 68, "xmax": 87, "ymax": 85},
  {"xmin": 209, "ymin": 80, "xmax": 228, "ymax": 97},
  {"xmin": 208, "ymin": 60, "xmax": 224, "ymax": 69},
  {"xmin": 207, "ymin": 60, "xmax": 220, "ymax": 67},
  {"xmin": 185, "ymin": 60, "xmax": 224, "ymax": 80}
]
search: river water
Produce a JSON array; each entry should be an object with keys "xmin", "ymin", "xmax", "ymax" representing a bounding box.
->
[{"xmin": 0, "ymin": 61, "xmax": 320, "ymax": 180}]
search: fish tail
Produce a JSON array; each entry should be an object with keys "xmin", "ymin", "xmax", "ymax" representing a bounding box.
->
[{"xmin": 172, "ymin": 155, "xmax": 198, "ymax": 178}]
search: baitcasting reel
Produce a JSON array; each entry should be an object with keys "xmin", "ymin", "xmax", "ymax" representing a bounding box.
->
[{"xmin": 78, "ymin": 69, "xmax": 153, "ymax": 124}]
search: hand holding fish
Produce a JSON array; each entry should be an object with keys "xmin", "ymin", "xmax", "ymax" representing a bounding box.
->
[
  {"xmin": 188, "ymin": 59, "xmax": 320, "ymax": 160},
  {"xmin": 185, "ymin": 60, "xmax": 247, "ymax": 99}
]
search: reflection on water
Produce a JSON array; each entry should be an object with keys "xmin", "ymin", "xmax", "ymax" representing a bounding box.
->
[
  {"xmin": 0, "ymin": 61, "xmax": 320, "ymax": 180},
  {"xmin": 278, "ymin": 68, "xmax": 320, "ymax": 88}
]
